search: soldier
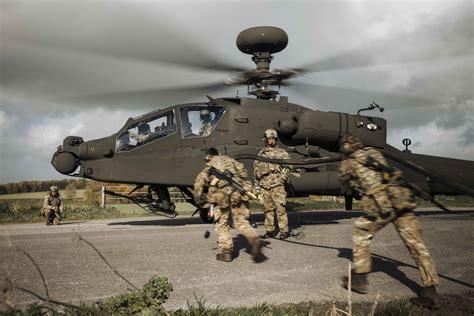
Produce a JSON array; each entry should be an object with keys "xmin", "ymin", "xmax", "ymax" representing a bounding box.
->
[
  {"xmin": 338, "ymin": 135, "xmax": 439, "ymax": 309},
  {"xmin": 253, "ymin": 129, "xmax": 291, "ymax": 239},
  {"xmin": 43, "ymin": 186, "xmax": 63, "ymax": 226},
  {"xmin": 198, "ymin": 109, "xmax": 213, "ymax": 137},
  {"xmin": 194, "ymin": 148, "xmax": 262, "ymax": 262}
]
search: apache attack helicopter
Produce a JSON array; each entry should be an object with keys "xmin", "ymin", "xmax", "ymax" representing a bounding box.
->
[{"xmin": 51, "ymin": 26, "xmax": 474, "ymax": 221}]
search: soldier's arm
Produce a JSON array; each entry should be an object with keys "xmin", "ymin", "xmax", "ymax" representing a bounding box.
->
[
  {"xmin": 43, "ymin": 195, "xmax": 50, "ymax": 209},
  {"xmin": 193, "ymin": 167, "xmax": 210, "ymax": 203},
  {"xmin": 281, "ymin": 150, "xmax": 291, "ymax": 179},
  {"xmin": 338, "ymin": 160, "xmax": 353, "ymax": 184},
  {"xmin": 235, "ymin": 161, "xmax": 248, "ymax": 179},
  {"xmin": 58, "ymin": 195, "xmax": 64, "ymax": 212}
]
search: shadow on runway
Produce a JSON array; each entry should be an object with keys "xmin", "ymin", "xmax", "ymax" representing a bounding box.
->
[
  {"xmin": 230, "ymin": 234, "xmax": 270, "ymax": 263},
  {"xmin": 281, "ymin": 239, "xmax": 474, "ymax": 294},
  {"xmin": 107, "ymin": 209, "xmax": 473, "ymax": 228}
]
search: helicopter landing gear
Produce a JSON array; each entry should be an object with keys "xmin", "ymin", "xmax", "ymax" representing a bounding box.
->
[
  {"xmin": 148, "ymin": 185, "xmax": 177, "ymax": 216},
  {"xmin": 344, "ymin": 195, "xmax": 353, "ymax": 211}
]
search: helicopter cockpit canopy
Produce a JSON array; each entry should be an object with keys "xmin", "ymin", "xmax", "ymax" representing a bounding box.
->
[
  {"xmin": 116, "ymin": 110, "xmax": 176, "ymax": 152},
  {"xmin": 180, "ymin": 105, "xmax": 226, "ymax": 138}
]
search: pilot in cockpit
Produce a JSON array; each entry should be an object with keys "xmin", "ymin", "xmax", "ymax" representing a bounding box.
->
[{"xmin": 199, "ymin": 109, "xmax": 214, "ymax": 137}]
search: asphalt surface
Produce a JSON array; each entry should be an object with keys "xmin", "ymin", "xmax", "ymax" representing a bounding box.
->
[{"xmin": 1, "ymin": 209, "xmax": 473, "ymax": 310}]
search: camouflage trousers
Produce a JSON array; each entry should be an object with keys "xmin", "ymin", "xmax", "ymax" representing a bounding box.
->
[
  {"xmin": 44, "ymin": 208, "xmax": 61, "ymax": 225},
  {"xmin": 213, "ymin": 202, "xmax": 259, "ymax": 252},
  {"xmin": 261, "ymin": 186, "xmax": 288, "ymax": 233},
  {"xmin": 353, "ymin": 209, "xmax": 439, "ymax": 287}
]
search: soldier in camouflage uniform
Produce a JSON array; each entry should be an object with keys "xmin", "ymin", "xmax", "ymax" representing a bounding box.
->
[
  {"xmin": 194, "ymin": 148, "xmax": 262, "ymax": 262},
  {"xmin": 43, "ymin": 186, "xmax": 63, "ymax": 226},
  {"xmin": 253, "ymin": 129, "xmax": 291, "ymax": 239},
  {"xmin": 198, "ymin": 109, "xmax": 214, "ymax": 137},
  {"xmin": 338, "ymin": 135, "xmax": 439, "ymax": 309}
]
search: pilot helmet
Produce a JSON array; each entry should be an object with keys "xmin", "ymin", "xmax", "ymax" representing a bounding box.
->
[
  {"xmin": 200, "ymin": 109, "xmax": 211, "ymax": 122},
  {"xmin": 137, "ymin": 122, "xmax": 151, "ymax": 134}
]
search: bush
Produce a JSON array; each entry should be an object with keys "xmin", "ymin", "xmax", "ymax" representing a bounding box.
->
[{"xmin": 99, "ymin": 276, "xmax": 173, "ymax": 314}]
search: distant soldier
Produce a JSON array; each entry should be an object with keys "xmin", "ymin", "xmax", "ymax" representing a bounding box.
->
[
  {"xmin": 194, "ymin": 148, "xmax": 262, "ymax": 262},
  {"xmin": 198, "ymin": 109, "xmax": 213, "ymax": 137},
  {"xmin": 253, "ymin": 129, "xmax": 291, "ymax": 239},
  {"xmin": 43, "ymin": 186, "xmax": 63, "ymax": 226},
  {"xmin": 338, "ymin": 135, "xmax": 439, "ymax": 309}
]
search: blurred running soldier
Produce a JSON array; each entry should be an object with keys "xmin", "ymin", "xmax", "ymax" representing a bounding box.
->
[
  {"xmin": 194, "ymin": 148, "xmax": 262, "ymax": 262},
  {"xmin": 253, "ymin": 129, "xmax": 291, "ymax": 239},
  {"xmin": 338, "ymin": 135, "xmax": 439, "ymax": 309}
]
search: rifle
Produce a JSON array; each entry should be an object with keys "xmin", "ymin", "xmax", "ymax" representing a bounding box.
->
[
  {"xmin": 208, "ymin": 166, "xmax": 257, "ymax": 200},
  {"xmin": 365, "ymin": 156, "xmax": 452, "ymax": 213}
]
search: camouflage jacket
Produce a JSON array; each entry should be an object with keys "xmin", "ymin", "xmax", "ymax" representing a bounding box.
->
[
  {"xmin": 43, "ymin": 193, "xmax": 63, "ymax": 212},
  {"xmin": 194, "ymin": 155, "xmax": 255, "ymax": 208},
  {"xmin": 253, "ymin": 146, "xmax": 290, "ymax": 189},
  {"xmin": 339, "ymin": 147, "xmax": 416, "ymax": 211}
]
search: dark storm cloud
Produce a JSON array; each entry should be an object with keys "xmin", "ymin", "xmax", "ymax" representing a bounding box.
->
[{"xmin": 0, "ymin": 0, "xmax": 473, "ymax": 182}]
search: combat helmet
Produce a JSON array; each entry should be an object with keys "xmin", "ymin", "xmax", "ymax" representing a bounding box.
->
[
  {"xmin": 50, "ymin": 186, "xmax": 58, "ymax": 192},
  {"xmin": 339, "ymin": 135, "xmax": 364, "ymax": 154},
  {"xmin": 263, "ymin": 129, "xmax": 278, "ymax": 140}
]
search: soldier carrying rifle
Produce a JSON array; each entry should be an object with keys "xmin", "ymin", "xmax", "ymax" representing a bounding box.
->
[
  {"xmin": 193, "ymin": 148, "xmax": 263, "ymax": 263},
  {"xmin": 338, "ymin": 135, "xmax": 440, "ymax": 310}
]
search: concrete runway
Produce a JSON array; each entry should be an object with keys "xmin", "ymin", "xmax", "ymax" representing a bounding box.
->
[{"xmin": 1, "ymin": 209, "xmax": 473, "ymax": 310}]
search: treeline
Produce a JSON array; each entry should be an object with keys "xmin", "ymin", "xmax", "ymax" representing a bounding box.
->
[{"xmin": 0, "ymin": 179, "xmax": 88, "ymax": 195}]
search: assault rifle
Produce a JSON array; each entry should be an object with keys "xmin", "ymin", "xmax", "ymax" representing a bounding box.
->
[
  {"xmin": 208, "ymin": 166, "xmax": 257, "ymax": 200},
  {"xmin": 365, "ymin": 156, "xmax": 452, "ymax": 212}
]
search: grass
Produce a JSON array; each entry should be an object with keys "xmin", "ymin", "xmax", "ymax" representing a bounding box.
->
[
  {"xmin": 3, "ymin": 293, "xmax": 472, "ymax": 315},
  {"xmin": 0, "ymin": 193, "xmax": 472, "ymax": 225}
]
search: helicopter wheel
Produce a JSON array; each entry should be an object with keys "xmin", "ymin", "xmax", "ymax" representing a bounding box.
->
[{"xmin": 198, "ymin": 208, "xmax": 214, "ymax": 224}]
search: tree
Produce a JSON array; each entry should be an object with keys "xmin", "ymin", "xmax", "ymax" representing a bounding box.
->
[
  {"xmin": 64, "ymin": 183, "xmax": 77, "ymax": 199},
  {"xmin": 84, "ymin": 181, "xmax": 102, "ymax": 206}
]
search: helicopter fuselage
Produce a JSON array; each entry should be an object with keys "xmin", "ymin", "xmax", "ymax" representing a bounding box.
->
[{"xmin": 52, "ymin": 96, "xmax": 474, "ymax": 203}]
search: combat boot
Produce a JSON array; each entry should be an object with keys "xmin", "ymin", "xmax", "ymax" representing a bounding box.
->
[
  {"xmin": 410, "ymin": 286, "xmax": 440, "ymax": 310},
  {"xmin": 279, "ymin": 232, "xmax": 289, "ymax": 240},
  {"xmin": 342, "ymin": 271, "xmax": 368, "ymax": 294},
  {"xmin": 262, "ymin": 231, "xmax": 276, "ymax": 239},
  {"xmin": 216, "ymin": 251, "xmax": 232, "ymax": 262}
]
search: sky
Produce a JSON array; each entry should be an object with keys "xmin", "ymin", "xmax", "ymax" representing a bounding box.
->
[{"xmin": 1, "ymin": 0, "xmax": 473, "ymax": 183}]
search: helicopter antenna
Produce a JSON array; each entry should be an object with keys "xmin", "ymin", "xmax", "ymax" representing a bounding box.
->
[{"xmin": 357, "ymin": 101, "xmax": 385, "ymax": 115}]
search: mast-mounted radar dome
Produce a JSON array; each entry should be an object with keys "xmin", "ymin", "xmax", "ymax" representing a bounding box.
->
[{"xmin": 236, "ymin": 26, "xmax": 288, "ymax": 54}]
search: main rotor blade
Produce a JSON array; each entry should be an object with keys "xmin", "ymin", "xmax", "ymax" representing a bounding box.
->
[
  {"xmin": 287, "ymin": 83, "xmax": 441, "ymax": 111},
  {"xmin": 1, "ymin": 2, "xmax": 246, "ymax": 73},
  {"xmin": 296, "ymin": 5, "xmax": 473, "ymax": 73},
  {"xmin": 55, "ymin": 82, "xmax": 233, "ymax": 108}
]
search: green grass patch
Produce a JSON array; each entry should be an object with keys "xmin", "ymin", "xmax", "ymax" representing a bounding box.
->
[{"xmin": 2, "ymin": 292, "xmax": 472, "ymax": 315}]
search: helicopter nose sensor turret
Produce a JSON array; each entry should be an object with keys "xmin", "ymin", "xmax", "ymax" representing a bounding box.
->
[{"xmin": 51, "ymin": 136, "xmax": 83, "ymax": 174}]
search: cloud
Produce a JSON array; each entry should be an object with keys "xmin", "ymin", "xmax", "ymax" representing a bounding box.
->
[
  {"xmin": 0, "ymin": 107, "xmax": 141, "ymax": 183},
  {"xmin": 388, "ymin": 121, "xmax": 474, "ymax": 160},
  {"xmin": 1, "ymin": 0, "xmax": 473, "ymax": 183}
]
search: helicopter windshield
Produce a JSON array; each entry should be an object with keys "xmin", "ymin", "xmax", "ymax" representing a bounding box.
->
[
  {"xmin": 115, "ymin": 110, "xmax": 176, "ymax": 152},
  {"xmin": 180, "ymin": 105, "xmax": 226, "ymax": 138}
]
